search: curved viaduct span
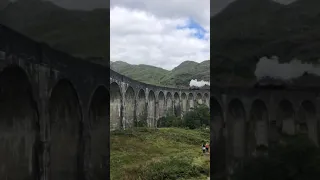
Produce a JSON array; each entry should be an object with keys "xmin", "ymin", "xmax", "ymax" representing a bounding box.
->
[
  {"xmin": 110, "ymin": 70, "xmax": 210, "ymax": 130},
  {"xmin": 0, "ymin": 25, "xmax": 209, "ymax": 179},
  {"xmin": 210, "ymin": 86, "xmax": 320, "ymax": 173},
  {"xmin": 2, "ymin": 24, "xmax": 319, "ymax": 179}
]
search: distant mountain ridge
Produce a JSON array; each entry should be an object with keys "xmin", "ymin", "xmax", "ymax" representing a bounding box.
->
[
  {"xmin": 0, "ymin": 0, "xmax": 108, "ymax": 59},
  {"xmin": 110, "ymin": 60, "xmax": 210, "ymax": 88}
]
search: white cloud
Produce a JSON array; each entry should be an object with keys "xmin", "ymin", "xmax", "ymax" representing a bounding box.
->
[{"xmin": 110, "ymin": 0, "xmax": 210, "ymax": 70}]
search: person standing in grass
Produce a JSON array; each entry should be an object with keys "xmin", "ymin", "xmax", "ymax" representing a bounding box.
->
[
  {"xmin": 202, "ymin": 143, "xmax": 206, "ymax": 153},
  {"xmin": 205, "ymin": 142, "xmax": 209, "ymax": 153}
]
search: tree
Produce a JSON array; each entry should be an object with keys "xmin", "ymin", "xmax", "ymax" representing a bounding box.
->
[{"xmin": 183, "ymin": 104, "xmax": 210, "ymax": 129}]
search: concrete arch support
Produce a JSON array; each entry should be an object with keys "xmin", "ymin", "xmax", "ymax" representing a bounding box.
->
[
  {"xmin": 110, "ymin": 82, "xmax": 122, "ymax": 130},
  {"xmin": 297, "ymin": 101, "xmax": 318, "ymax": 145},
  {"xmin": 148, "ymin": 91, "xmax": 156, "ymax": 127},
  {"xmin": 0, "ymin": 66, "xmax": 39, "ymax": 180},
  {"xmin": 49, "ymin": 79, "xmax": 83, "ymax": 180},
  {"xmin": 124, "ymin": 87, "xmax": 135, "ymax": 128}
]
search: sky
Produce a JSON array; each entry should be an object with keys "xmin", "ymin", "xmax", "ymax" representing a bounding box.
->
[{"xmin": 110, "ymin": 0, "xmax": 210, "ymax": 70}]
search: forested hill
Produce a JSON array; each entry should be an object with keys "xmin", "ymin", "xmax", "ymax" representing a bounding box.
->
[{"xmin": 110, "ymin": 60, "xmax": 210, "ymax": 88}]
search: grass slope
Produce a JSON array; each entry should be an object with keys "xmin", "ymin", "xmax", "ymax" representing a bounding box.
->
[
  {"xmin": 110, "ymin": 60, "xmax": 210, "ymax": 87},
  {"xmin": 110, "ymin": 128, "xmax": 210, "ymax": 180}
]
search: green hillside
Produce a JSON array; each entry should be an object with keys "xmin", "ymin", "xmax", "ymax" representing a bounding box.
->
[
  {"xmin": 110, "ymin": 60, "xmax": 210, "ymax": 87},
  {"xmin": 0, "ymin": 0, "xmax": 108, "ymax": 59}
]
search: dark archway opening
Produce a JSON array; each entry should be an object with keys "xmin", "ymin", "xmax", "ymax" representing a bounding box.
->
[
  {"xmin": 181, "ymin": 93, "xmax": 187, "ymax": 116},
  {"xmin": 136, "ymin": 89, "xmax": 146, "ymax": 127},
  {"xmin": 49, "ymin": 79, "xmax": 83, "ymax": 180},
  {"xmin": 88, "ymin": 86, "xmax": 109, "ymax": 179},
  {"xmin": 248, "ymin": 100, "xmax": 268, "ymax": 156},
  {"xmin": 228, "ymin": 99, "xmax": 246, "ymax": 159},
  {"xmin": 0, "ymin": 66, "xmax": 39, "ymax": 180},
  {"xmin": 173, "ymin": 92, "xmax": 180, "ymax": 117},
  {"xmin": 204, "ymin": 93, "xmax": 209, "ymax": 107},
  {"xmin": 157, "ymin": 92, "xmax": 165, "ymax": 127},
  {"xmin": 210, "ymin": 97, "xmax": 225, "ymax": 177},
  {"xmin": 187, "ymin": 93, "xmax": 194, "ymax": 111},
  {"xmin": 196, "ymin": 93, "xmax": 202, "ymax": 105},
  {"xmin": 276, "ymin": 100, "xmax": 295, "ymax": 136},
  {"xmin": 166, "ymin": 92, "xmax": 173, "ymax": 115},
  {"xmin": 297, "ymin": 101, "xmax": 317, "ymax": 145}
]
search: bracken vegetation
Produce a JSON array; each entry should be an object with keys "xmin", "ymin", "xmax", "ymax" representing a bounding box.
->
[{"xmin": 110, "ymin": 105, "xmax": 210, "ymax": 180}]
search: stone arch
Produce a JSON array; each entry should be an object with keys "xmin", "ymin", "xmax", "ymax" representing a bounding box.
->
[
  {"xmin": 157, "ymin": 91, "xmax": 165, "ymax": 127},
  {"xmin": 166, "ymin": 92, "xmax": 173, "ymax": 115},
  {"xmin": 136, "ymin": 89, "xmax": 146, "ymax": 125},
  {"xmin": 297, "ymin": 100, "xmax": 317, "ymax": 144},
  {"xmin": 248, "ymin": 99, "xmax": 269, "ymax": 155},
  {"xmin": 228, "ymin": 99, "xmax": 246, "ymax": 158},
  {"xmin": 211, "ymin": 96, "xmax": 225, "ymax": 175},
  {"xmin": 110, "ymin": 82, "xmax": 122, "ymax": 130},
  {"xmin": 173, "ymin": 92, "xmax": 180, "ymax": 117},
  {"xmin": 0, "ymin": 65, "xmax": 39, "ymax": 180},
  {"xmin": 196, "ymin": 93, "xmax": 203, "ymax": 105},
  {"xmin": 181, "ymin": 93, "xmax": 187, "ymax": 116},
  {"xmin": 124, "ymin": 86, "xmax": 135, "ymax": 128},
  {"xmin": 88, "ymin": 85, "xmax": 109, "ymax": 178},
  {"xmin": 187, "ymin": 93, "xmax": 194, "ymax": 110},
  {"xmin": 148, "ymin": 90, "xmax": 156, "ymax": 127},
  {"xmin": 276, "ymin": 99, "xmax": 295, "ymax": 135},
  {"xmin": 204, "ymin": 93, "xmax": 209, "ymax": 107},
  {"xmin": 49, "ymin": 79, "xmax": 83, "ymax": 180}
]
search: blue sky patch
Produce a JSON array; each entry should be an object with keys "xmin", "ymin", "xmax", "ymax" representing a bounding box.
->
[{"xmin": 177, "ymin": 18, "xmax": 207, "ymax": 40}]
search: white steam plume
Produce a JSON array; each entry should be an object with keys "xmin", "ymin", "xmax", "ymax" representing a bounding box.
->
[
  {"xmin": 189, "ymin": 79, "xmax": 210, "ymax": 87},
  {"xmin": 255, "ymin": 56, "xmax": 320, "ymax": 80}
]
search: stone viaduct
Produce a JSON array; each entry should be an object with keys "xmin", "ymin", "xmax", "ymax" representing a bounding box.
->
[
  {"xmin": 110, "ymin": 71, "xmax": 210, "ymax": 130},
  {"xmin": 0, "ymin": 25, "xmax": 210, "ymax": 180},
  {"xmin": 210, "ymin": 85, "xmax": 320, "ymax": 175}
]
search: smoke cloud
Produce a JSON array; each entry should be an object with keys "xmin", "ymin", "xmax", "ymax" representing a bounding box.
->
[
  {"xmin": 189, "ymin": 79, "xmax": 210, "ymax": 87},
  {"xmin": 255, "ymin": 56, "xmax": 320, "ymax": 80}
]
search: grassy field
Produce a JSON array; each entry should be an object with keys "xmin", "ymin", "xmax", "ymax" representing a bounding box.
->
[{"xmin": 110, "ymin": 127, "xmax": 210, "ymax": 180}]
